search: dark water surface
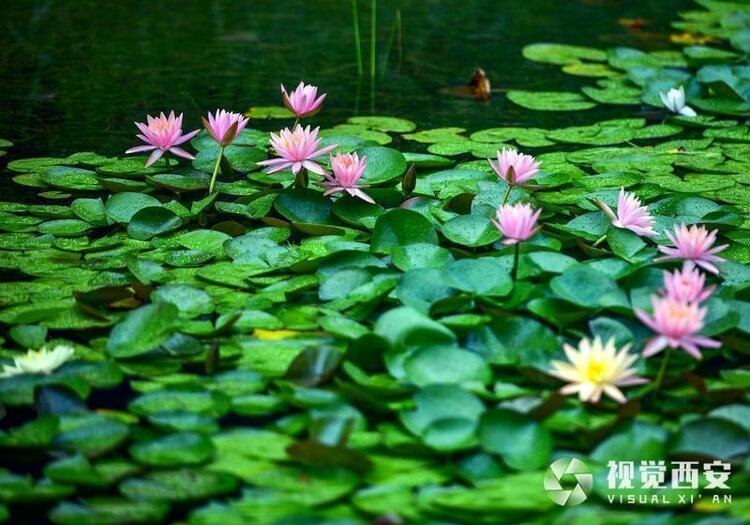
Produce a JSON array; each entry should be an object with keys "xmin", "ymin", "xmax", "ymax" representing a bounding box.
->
[{"xmin": 0, "ymin": 0, "xmax": 689, "ymax": 160}]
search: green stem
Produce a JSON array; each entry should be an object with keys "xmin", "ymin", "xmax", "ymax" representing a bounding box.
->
[
  {"xmin": 294, "ymin": 168, "xmax": 309, "ymax": 189},
  {"xmin": 501, "ymin": 184, "xmax": 512, "ymax": 205},
  {"xmin": 370, "ymin": 0, "xmax": 376, "ymax": 82},
  {"xmin": 511, "ymin": 243, "xmax": 521, "ymax": 281},
  {"xmin": 293, "ymin": 117, "xmax": 299, "ymax": 129},
  {"xmin": 396, "ymin": 9, "xmax": 402, "ymax": 72},
  {"xmin": 209, "ymin": 145, "xmax": 225, "ymax": 194},
  {"xmin": 352, "ymin": 0, "xmax": 363, "ymax": 76},
  {"xmin": 593, "ymin": 234, "xmax": 607, "ymax": 247},
  {"xmin": 380, "ymin": 9, "xmax": 398, "ymax": 80},
  {"xmin": 652, "ymin": 346, "xmax": 672, "ymax": 395}
]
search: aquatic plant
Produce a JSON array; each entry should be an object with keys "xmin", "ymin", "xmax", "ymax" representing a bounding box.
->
[
  {"xmin": 320, "ymin": 152, "xmax": 374, "ymax": 203},
  {"xmin": 492, "ymin": 202, "xmax": 541, "ymax": 280},
  {"xmin": 661, "ymin": 265, "xmax": 714, "ymax": 304},
  {"xmin": 257, "ymin": 124, "xmax": 337, "ymax": 179},
  {"xmin": 660, "ymin": 86, "xmax": 697, "ymax": 117},
  {"xmin": 492, "ymin": 202, "xmax": 542, "ymax": 246},
  {"xmin": 351, "ymin": 0, "xmax": 363, "ymax": 75},
  {"xmin": 202, "ymin": 109, "xmax": 250, "ymax": 193},
  {"xmin": 125, "ymin": 111, "xmax": 199, "ymax": 167},
  {"xmin": 281, "ymin": 82, "xmax": 326, "ymax": 119},
  {"xmin": 488, "ymin": 148, "xmax": 540, "ymax": 187},
  {"xmin": 657, "ymin": 224, "xmax": 728, "ymax": 274},
  {"xmin": 550, "ymin": 337, "xmax": 647, "ymax": 404},
  {"xmin": 597, "ymin": 188, "xmax": 657, "ymax": 238},
  {"xmin": 635, "ymin": 296, "xmax": 720, "ymax": 359},
  {"xmin": 0, "ymin": 345, "xmax": 74, "ymax": 377}
]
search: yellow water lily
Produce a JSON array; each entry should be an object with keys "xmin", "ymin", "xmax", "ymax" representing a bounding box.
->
[{"xmin": 550, "ymin": 337, "xmax": 647, "ymax": 404}]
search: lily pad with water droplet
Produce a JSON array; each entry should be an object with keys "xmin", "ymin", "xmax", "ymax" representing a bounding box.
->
[
  {"xmin": 41, "ymin": 167, "xmax": 103, "ymax": 192},
  {"xmin": 522, "ymin": 43, "xmax": 606, "ymax": 65},
  {"xmin": 245, "ymin": 105, "xmax": 294, "ymax": 119},
  {"xmin": 347, "ymin": 115, "xmax": 417, "ymax": 133},
  {"xmin": 507, "ymin": 90, "xmax": 597, "ymax": 111}
]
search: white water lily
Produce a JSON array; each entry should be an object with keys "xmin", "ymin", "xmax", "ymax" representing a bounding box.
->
[
  {"xmin": 550, "ymin": 337, "xmax": 647, "ymax": 404},
  {"xmin": 0, "ymin": 345, "xmax": 75, "ymax": 378},
  {"xmin": 659, "ymin": 86, "xmax": 697, "ymax": 117}
]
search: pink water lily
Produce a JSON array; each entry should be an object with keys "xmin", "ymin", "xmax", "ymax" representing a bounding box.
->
[
  {"xmin": 599, "ymin": 188, "xmax": 658, "ymax": 237},
  {"xmin": 320, "ymin": 152, "xmax": 374, "ymax": 203},
  {"xmin": 125, "ymin": 111, "xmax": 200, "ymax": 167},
  {"xmin": 488, "ymin": 149, "xmax": 540, "ymax": 186},
  {"xmin": 635, "ymin": 296, "xmax": 720, "ymax": 359},
  {"xmin": 282, "ymin": 82, "xmax": 326, "ymax": 118},
  {"xmin": 662, "ymin": 264, "xmax": 714, "ymax": 304},
  {"xmin": 492, "ymin": 203, "xmax": 542, "ymax": 245},
  {"xmin": 656, "ymin": 224, "xmax": 728, "ymax": 274},
  {"xmin": 257, "ymin": 125, "xmax": 337, "ymax": 175},
  {"xmin": 203, "ymin": 109, "xmax": 249, "ymax": 146}
]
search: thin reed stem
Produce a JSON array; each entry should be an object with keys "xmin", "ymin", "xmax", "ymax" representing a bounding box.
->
[
  {"xmin": 370, "ymin": 0, "xmax": 377, "ymax": 82},
  {"xmin": 352, "ymin": 0, "xmax": 363, "ymax": 76}
]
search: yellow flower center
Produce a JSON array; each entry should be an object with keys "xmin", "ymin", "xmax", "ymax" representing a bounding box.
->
[
  {"xmin": 150, "ymin": 121, "xmax": 170, "ymax": 133},
  {"xmin": 584, "ymin": 359, "xmax": 607, "ymax": 383}
]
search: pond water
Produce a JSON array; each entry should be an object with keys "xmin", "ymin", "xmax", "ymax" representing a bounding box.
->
[{"xmin": 1, "ymin": 0, "xmax": 686, "ymax": 158}]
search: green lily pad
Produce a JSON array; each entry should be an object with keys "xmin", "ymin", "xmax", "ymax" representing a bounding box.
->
[
  {"xmin": 370, "ymin": 209, "xmax": 438, "ymax": 254},
  {"xmin": 478, "ymin": 409, "xmax": 553, "ymax": 470},
  {"xmin": 130, "ymin": 432, "xmax": 215, "ymax": 466},
  {"xmin": 522, "ymin": 43, "xmax": 607, "ymax": 65},
  {"xmin": 356, "ymin": 146, "xmax": 407, "ymax": 185},
  {"xmin": 105, "ymin": 302, "xmax": 179, "ymax": 357},
  {"xmin": 105, "ymin": 192, "xmax": 162, "ymax": 224},
  {"xmin": 126, "ymin": 207, "xmax": 181, "ymax": 240},
  {"xmin": 41, "ymin": 167, "xmax": 103, "ymax": 191},
  {"xmin": 507, "ymin": 90, "xmax": 597, "ymax": 111},
  {"xmin": 440, "ymin": 213, "xmax": 501, "ymax": 247},
  {"xmin": 348, "ymin": 116, "xmax": 416, "ymax": 133},
  {"xmin": 49, "ymin": 498, "xmax": 169, "ymax": 525}
]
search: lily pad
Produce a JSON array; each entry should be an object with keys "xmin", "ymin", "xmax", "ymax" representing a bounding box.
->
[{"xmin": 507, "ymin": 90, "xmax": 597, "ymax": 111}]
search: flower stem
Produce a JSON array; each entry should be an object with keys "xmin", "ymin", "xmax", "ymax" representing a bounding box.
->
[
  {"xmin": 511, "ymin": 243, "xmax": 521, "ymax": 281},
  {"xmin": 209, "ymin": 145, "xmax": 225, "ymax": 194},
  {"xmin": 501, "ymin": 184, "xmax": 512, "ymax": 205},
  {"xmin": 593, "ymin": 234, "xmax": 607, "ymax": 247},
  {"xmin": 293, "ymin": 117, "xmax": 299, "ymax": 129},
  {"xmin": 294, "ymin": 168, "xmax": 309, "ymax": 189},
  {"xmin": 652, "ymin": 346, "xmax": 672, "ymax": 395}
]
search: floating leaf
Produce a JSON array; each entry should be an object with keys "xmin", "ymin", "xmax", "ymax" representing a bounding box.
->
[
  {"xmin": 522, "ymin": 43, "xmax": 607, "ymax": 65},
  {"xmin": 126, "ymin": 207, "xmax": 181, "ymax": 240},
  {"xmin": 371, "ymin": 209, "xmax": 438, "ymax": 254},
  {"xmin": 105, "ymin": 302, "xmax": 179, "ymax": 358},
  {"xmin": 507, "ymin": 90, "xmax": 597, "ymax": 111}
]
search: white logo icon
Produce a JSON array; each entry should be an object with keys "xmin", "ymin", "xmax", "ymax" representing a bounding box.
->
[{"xmin": 544, "ymin": 458, "xmax": 593, "ymax": 506}]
